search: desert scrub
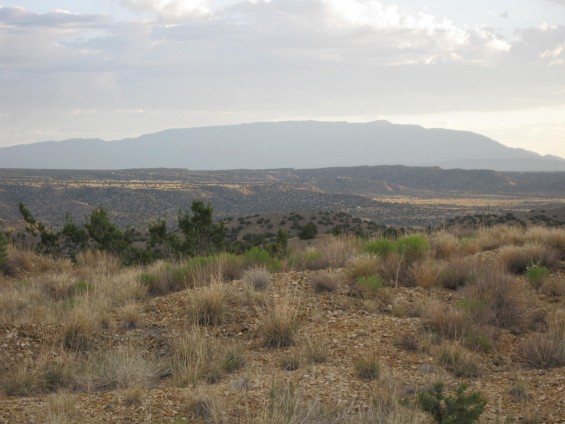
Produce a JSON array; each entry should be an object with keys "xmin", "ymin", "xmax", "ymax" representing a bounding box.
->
[
  {"xmin": 346, "ymin": 254, "xmax": 380, "ymax": 281},
  {"xmin": 1, "ymin": 353, "xmax": 76, "ymax": 396},
  {"xmin": 77, "ymin": 345, "xmax": 159, "ymax": 392},
  {"xmin": 410, "ymin": 259, "xmax": 444, "ymax": 289},
  {"xmin": 436, "ymin": 343, "xmax": 481, "ymax": 378},
  {"xmin": 354, "ymin": 352, "xmax": 380, "ymax": 381},
  {"xmin": 394, "ymin": 235, "xmax": 430, "ymax": 262},
  {"xmin": 357, "ymin": 275, "xmax": 384, "ymax": 298},
  {"xmin": 259, "ymin": 295, "xmax": 300, "ymax": 348},
  {"xmin": 290, "ymin": 248, "xmax": 327, "ymax": 270},
  {"xmin": 430, "ymin": 231, "xmax": 460, "ymax": 259},
  {"xmin": 464, "ymin": 270, "xmax": 527, "ymax": 332},
  {"xmin": 243, "ymin": 266, "xmax": 271, "ymax": 291},
  {"xmin": 188, "ymin": 281, "xmax": 227, "ymax": 326},
  {"xmin": 63, "ymin": 308, "xmax": 96, "ymax": 352},
  {"xmin": 423, "ymin": 302, "xmax": 471, "ymax": 341},
  {"xmin": 436, "ymin": 259, "xmax": 477, "ymax": 290},
  {"xmin": 317, "ymin": 234, "xmax": 361, "ymax": 268},
  {"xmin": 418, "ymin": 381, "xmax": 486, "ymax": 424},
  {"xmin": 364, "ymin": 239, "xmax": 394, "ymax": 257},
  {"xmin": 170, "ymin": 328, "xmax": 236, "ymax": 386},
  {"xmin": 242, "ymin": 247, "xmax": 282, "ymax": 272},
  {"xmin": 525, "ymin": 265, "xmax": 550, "ymax": 290},
  {"xmin": 309, "ymin": 272, "xmax": 341, "ymax": 293},
  {"xmin": 498, "ymin": 243, "xmax": 559, "ymax": 274},
  {"xmin": 520, "ymin": 313, "xmax": 565, "ymax": 368}
]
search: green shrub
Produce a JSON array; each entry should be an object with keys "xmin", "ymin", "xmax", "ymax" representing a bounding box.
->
[
  {"xmin": 525, "ymin": 265, "xmax": 550, "ymax": 290},
  {"xmin": 243, "ymin": 247, "xmax": 282, "ymax": 272},
  {"xmin": 74, "ymin": 279, "xmax": 93, "ymax": 294},
  {"xmin": 364, "ymin": 239, "xmax": 394, "ymax": 257},
  {"xmin": 357, "ymin": 275, "xmax": 383, "ymax": 292},
  {"xmin": 298, "ymin": 222, "xmax": 318, "ymax": 240},
  {"xmin": 394, "ymin": 235, "xmax": 430, "ymax": 262},
  {"xmin": 418, "ymin": 382, "xmax": 486, "ymax": 424}
]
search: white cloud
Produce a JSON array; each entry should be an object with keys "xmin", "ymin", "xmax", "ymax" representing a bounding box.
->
[{"xmin": 120, "ymin": 0, "xmax": 212, "ymax": 18}]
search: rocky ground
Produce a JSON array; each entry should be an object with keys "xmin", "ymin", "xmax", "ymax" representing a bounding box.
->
[{"xmin": 1, "ymin": 266, "xmax": 564, "ymax": 423}]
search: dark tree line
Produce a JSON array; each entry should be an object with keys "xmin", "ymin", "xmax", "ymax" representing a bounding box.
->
[{"xmin": 16, "ymin": 200, "xmax": 229, "ymax": 265}]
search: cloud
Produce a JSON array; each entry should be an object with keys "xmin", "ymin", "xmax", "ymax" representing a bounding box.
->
[
  {"xmin": 0, "ymin": 1, "xmax": 564, "ymax": 153},
  {"xmin": 0, "ymin": 6, "xmax": 110, "ymax": 28},
  {"xmin": 119, "ymin": 0, "xmax": 212, "ymax": 18},
  {"xmin": 539, "ymin": 0, "xmax": 565, "ymax": 6}
]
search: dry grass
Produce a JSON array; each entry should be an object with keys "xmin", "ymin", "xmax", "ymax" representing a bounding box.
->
[
  {"xmin": 498, "ymin": 243, "xmax": 559, "ymax": 274},
  {"xmin": 524, "ymin": 226, "xmax": 565, "ymax": 258},
  {"xmin": 430, "ymin": 231, "xmax": 460, "ymax": 259},
  {"xmin": 184, "ymin": 388, "xmax": 226, "ymax": 423},
  {"xmin": 359, "ymin": 367, "xmax": 423, "ymax": 424},
  {"xmin": 423, "ymin": 302, "xmax": 471, "ymax": 341},
  {"xmin": 354, "ymin": 352, "xmax": 380, "ymax": 381},
  {"xmin": 263, "ymin": 380, "xmax": 350, "ymax": 424},
  {"xmin": 410, "ymin": 260, "xmax": 444, "ymax": 289},
  {"xmin": 46, "ymin": 392, "xmax": 78, "ymax": 424},
  {"xmin": 309, "ymin": 272, "xmax": 342, "ymax": 293},
  {"xmin": 317, "ymin": 235, "xmax": 361, "ymax": 268},
  {"xmin": 304, "ymin": 341, "xmax": 330, "ymax": 364},
  {"xmin": 1, "ymin": 352, "xmax": 76, "ymax": 396},
  {"xmin": 259, "ymin": 295, "xmax": 300, "ymax": 348},
  {"xmin": 117, "ymin": 302, "xmax": 141, "ymax": 329},
  {"xmin": 63, "ymin": 307, "xmax": 97, "ymax": 352},
  {"xmin": 2, "ymin": 246, "xmax": 72, "ymax": 278},
  {"xmin": 75, "ymin": 249, "xmax": 120, "ymax": 275},
  {"xmin": 436, "ymin": 259, "xmax": 477, "ymax": 290},
  {"xmin": 243, "ymin": 266, "xmax": 272, "ymax": 291},
  {"xmin": 436, "ymin": 343, "xmax": 481, "ymax": 377},
  {"xmin": 170, "ymin": 327, "xmax": 227, "ymax": 387},
  {"xmin": 78, "ymin": 345, "xmax": 159, "ymax": 392},
  {"xmin": 520, "ymin": 312, "xmax": 565, "ymax": 368},
  {"xmin": 464, "ymin": 270, "xmax": 527, "ymax": 332},
  {"xmin": 189, "ymin": 281, "xmax": 228, "ymax": 326},
  {"xmin": 346, "ymin": 254, "xmax": 380, "ymax": 282},
  {"xmin": 475, "ymin": 225, "xmax": 524, "ymax": 251}
]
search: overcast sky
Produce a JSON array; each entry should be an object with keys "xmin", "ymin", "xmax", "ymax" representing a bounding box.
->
[{"xmin": 1, "ymin": 0, "xmax": 564, "ymax": 157}]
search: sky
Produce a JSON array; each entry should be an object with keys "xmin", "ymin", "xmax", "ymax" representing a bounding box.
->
[{"xmin": 1, "ymin": 0, "xmax": 564, "ymax": 158}]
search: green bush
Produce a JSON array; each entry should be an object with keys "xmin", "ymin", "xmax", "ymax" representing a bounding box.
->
[
  {"xmin": 298, "ymin": 222, "xmax": 318, "ymax": 240},
  {"xmin": 418, "ymin": 382, "xmax": 486, "ymax": 424},
  {"xmin": 357, "ymin": 275, "xmax": 383, "ymax": 292},
  {"xmin": 242, "ymin": 247, "xmax": 282, "ymax": 272},
  {"xmin": 394, "ymin": 235, "xmax": 430, "ymax": 262},
  {"xmin": 364, "ymin": 239, "xmax": 394, "ymax": 257},
  {"xmin": 525, "ymin": 265, "xmax": 550, "ymax": 290}
]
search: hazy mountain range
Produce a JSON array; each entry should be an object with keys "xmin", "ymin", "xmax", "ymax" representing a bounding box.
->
[{"xmin": 1, "ymin": 121, "xmax": 564, "ymax": 172}]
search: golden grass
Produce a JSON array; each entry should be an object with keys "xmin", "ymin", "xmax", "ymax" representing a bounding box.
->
[
  {"xmin": 498, "ymin": 243, "xmax": 560, "ymax": 274},
  {"xmin": 317, "ymin": 235, "xmax": 362, "ymax": 268},
  {"xmin": 170, "ymin": 327, "xmax": 237, "ymax": 386},
  {"xmin": 259, "ymin": 295, "xmax": 301, "ymax": 348},
  {"xmin": 346, "ymin": 254, "xmax": 380, "ymax": 282},
  {"xmin": 189, "ymin": 280, "xmax": 228, "ymax": 326},
  {"xmin": 410, "ymin": 260, "xmax": 444, "ymax": 289},
  {"xmin": 46, "ymin": 392, "xmax": 78, "ymax": 424},
  {"xmin": 430, "ymin": 231, "xmax": 460, "ymax": 259}
]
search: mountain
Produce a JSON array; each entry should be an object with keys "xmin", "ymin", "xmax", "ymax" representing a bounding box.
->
[{"xmin": 1, "ymin": 121, "xmax": 564, "ymax": 171}]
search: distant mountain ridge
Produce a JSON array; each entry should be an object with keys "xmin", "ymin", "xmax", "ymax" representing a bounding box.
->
[{"xmin": 1, "ymin": 121, "xmax": 564, "ymax": 171}]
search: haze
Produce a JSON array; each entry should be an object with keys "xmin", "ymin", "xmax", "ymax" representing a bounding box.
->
[{"xmin": 1, "ymin": 0, "xmax": 564, "ymax": 158}]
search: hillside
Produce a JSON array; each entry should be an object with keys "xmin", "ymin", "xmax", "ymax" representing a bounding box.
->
[
  {"xmin": 2, "ymin": 121, "xmax": 564, "ymax": 171},
  {"xmin": 1, "ymin": 166, "xmax": 564, "ymax": 229},
  {"xmin": 1, "ymin": 226, "xmax": 564, "ymax": 423}
]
